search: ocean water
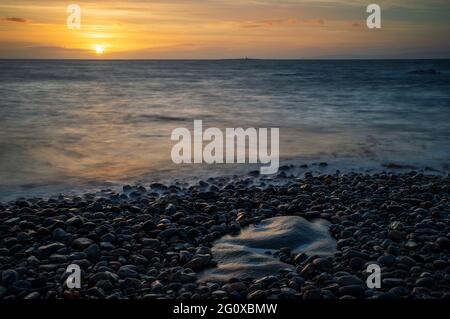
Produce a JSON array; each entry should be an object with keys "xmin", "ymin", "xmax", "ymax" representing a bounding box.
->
[{"xmin": 0, "ymin": 59, "xmax": 449, "ymax": 200}]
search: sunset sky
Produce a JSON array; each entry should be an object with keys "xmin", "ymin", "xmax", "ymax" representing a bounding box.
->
[{"xmin": 0, "ymin": 0, "xmax": 449, "ymax": 59}]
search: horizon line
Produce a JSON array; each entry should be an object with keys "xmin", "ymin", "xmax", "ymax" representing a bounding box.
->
[{"xmin": 1, "ymin": 57, "xmax": 449, "ymax": 61}]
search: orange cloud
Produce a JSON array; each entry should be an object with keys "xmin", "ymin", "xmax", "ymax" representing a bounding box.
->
[
  {"xmin": 2, "ymin": 17, "xmax": 29, "ymax": 23},
  {"xmin": 242, "ymin": 17, "xmax": 325, "ymax": 28},
  {"xmin": 302, "ymin": 19, "xmax": 325, "ymax": 26},
  {"xmin": 242, "ymin": 18, "xmax": 301, "ymax": 28}
]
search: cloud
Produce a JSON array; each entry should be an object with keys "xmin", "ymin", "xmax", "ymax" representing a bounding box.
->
[
  {"xmin": 302, "ymin": 19, "xmax": 325, "ymax": 25},
  {"xmin": 1, "ymin": 17, "xmax": 29, "ymax": 23},
  {"xmin": 0, "ymin": 43, "xmax": 93, "ymax": 59},
  {"xmin": 242, "ymin": 18, "xmax": 292, "ymax": 28},
  {"xmin": 242, "ymin": 17, "xmax": 326, "ymax": 28}
]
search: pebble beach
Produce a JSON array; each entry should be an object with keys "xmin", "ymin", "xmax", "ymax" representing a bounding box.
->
[{"xmin": 1, "ymin": 168, "xmax": 449, "ymax": 299}]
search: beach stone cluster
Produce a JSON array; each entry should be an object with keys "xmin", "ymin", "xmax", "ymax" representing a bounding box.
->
[{"xmin": 0, "ymin": 170, "xmax": 449, "ymax": 299}]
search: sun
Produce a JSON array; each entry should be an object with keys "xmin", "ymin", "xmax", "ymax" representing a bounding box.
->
[{"xmin": 94, "ymin": 45, "xmax": 104, "ymax": 55}]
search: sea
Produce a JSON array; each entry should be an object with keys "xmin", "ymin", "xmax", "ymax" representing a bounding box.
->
[{"xmin": 0, "ymin": 59, "xmax": 449, "ymax": 200}]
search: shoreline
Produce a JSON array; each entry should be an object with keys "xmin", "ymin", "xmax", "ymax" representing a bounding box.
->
[
  {"xmin": 0, "ymin": 169, "xmax": 449, "ymax": 299},
  {"xmin": 1, "ymin": 156, "xmax": 449, "ymax": 203}
]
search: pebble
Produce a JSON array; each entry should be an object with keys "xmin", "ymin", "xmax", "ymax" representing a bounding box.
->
[
  {"xmin": 72, "ymin": 238, "xmax": 94, "ymax": 250},
  {"xmin": 36, "ymin": 242, "xmax": 66, "ymax": 258},
  {"xmin": 1, "ymin": 270, "xmax": 19, "ymax": 285}
]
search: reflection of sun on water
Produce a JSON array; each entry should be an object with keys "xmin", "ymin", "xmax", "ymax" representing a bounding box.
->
[{"xmin": 94, "ymin": 45, "xmax": 104, "ymax": 55}]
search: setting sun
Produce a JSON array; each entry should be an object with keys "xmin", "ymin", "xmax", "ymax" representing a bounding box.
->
[{"xmin": 94, "ymin": 45, "xmax": 104, "ymax": 55}]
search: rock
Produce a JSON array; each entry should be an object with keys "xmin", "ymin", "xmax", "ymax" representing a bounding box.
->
[
  {"xmin": 165, "ymin": 203, "xmax": 177, "ymax": 214},
  {"xmin": 349, "ymin": 257, "xmax": 366, "ymax": 270},
  {"xmin": 122, "ymin": 278, "xmax": 141, "ymax": 290},
  {"xmin": 405, "ymin": 241, "xmax": 418, "ymax": 250},
  {"xmin": 415, "ymin": 277, "xmax": 434, "ymax": 287},
  {"xmin": 303, "ymin": 289, "xmax": 323, "ymax": 299},
  {"xmin": 293, "ymin": 252, "xmax": 308, "ymax": 264},
  {"xmin": 141, "ymin": 249, "xmax": 159, "ymax": 259},
  {"xmin": 95, "ymin": 280, "xmax": 113, "ymax": 291},
  {"xmin": 248, "ymin": 290, "xmax": 266, "ymax": 299},
  {"xmin": 117, "ymin": 265, "xmax": 139, "ymax": 279},
  {"xmin": 343, "ymin": 250, "xmax": 370, "ymax": 260},
  {"xmin": 86, "ymin": 287, "xmax": 106, "ymax": 298},
  {"xmin": 377, "ymin": 254, "xmax": 395, "ymax": 266},
  {"xmin": 184, "ymin": 255, "xmax": 211, "ymax": 271},
  {"xmin": 142, "ymin": 220, "xmax": 157, "ymax": 231},
  {"xmin": 158, "ymin": 228, "xmax": 178, "ymax": 239},
  {"xmin": 226, "ymin": 281, "xmax": 247, "ymax": 293},
  {"xmin": 388, "ymin": 230, "xmax": 404, "ymax": 242},
  {"xmin": 382, "ymin": 278, "xmax": 405, "ymax": 288},
  {"xmin": 84, "ymin": 244, "xmax": 100, "ymax": 259},
  {"xmin": 52, "ymin": 228, "xmax": 67, "ymax": 241},
  {"xmin": 389, "ymin": 286, "xmax": 410, "ymax": 297},
  {"xmin": 336, "ymin": 275, "xmax": 363, "ymax": 286},
  {"xmin": 27, "ymin": 256, "xmax": 40, "ymax": 267},
  {"xmin": 24, "ymin": 292, "xmax": 40, "ymax": 299},
  {"xmin": 151, "ymin": 280, "xmax": 163, "ymax": 293},
  {"xmin": 211, "ymin": 290, "xmax": 227, "ymax": 298},
  {"xmin": 338, "ymin": 285, "xmax": 365, "ymax": 297},
  {"xmin": 36, "ymin": 242, "xmax": 66, "ymax": 258},
  {"xmin": 0, "ymin": 286, "xmax": 8, "ymax": 298},
  {"xmin": 387, "ymin": 206, "xmax": 404, "ymax": 214},
  {"xmin": 299, "ymin": 264, "xmax": 315, "ymax": 277},
  {"xmin": 65, "ymin": 216, "xmax": 84, "ymax": 227},
  {"xmin": 312, "ymin": 258, "xmax": 332, "ymax": 270},
  {"xmin": 397, "ymin": 256, "xmax": 416, "ymax": 267},
  {"xmin": 89, "ymin": 272, "xmax": 118, "ymax": 284},
  {"xmin": 179, "ymin": 251, "xmax": 192, "ymax": 264},
  {"xmin": 49, "ymin": 254, "xmax": 68, "ymax": 263},
  {"xmin": 72, "ymin": 238, "xmax": 94, "ymax": 250},
  {"xmin": 142, "ymin": 238, "xmax": 160, "ymax": 247},
  {"xmin": 2, "ymin": 269, "xmax": 19, "ymax": 285},
  {"xmin": 433, "ymin": 259, "xmax": 447, "ymax": 269},
  {"xmin": 436, "ymin": 237, "xmax": 450, "ymax": 249}
]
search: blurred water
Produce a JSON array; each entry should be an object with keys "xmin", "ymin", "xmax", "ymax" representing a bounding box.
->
[{"xmin": 0, "ymin": 59, "xmax": 449, "ymax": 200}]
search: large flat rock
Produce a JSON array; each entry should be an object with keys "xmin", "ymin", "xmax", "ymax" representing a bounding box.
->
[{"xmin": 199, "ymin": 216, "xmax": 336, "ymax": 282}]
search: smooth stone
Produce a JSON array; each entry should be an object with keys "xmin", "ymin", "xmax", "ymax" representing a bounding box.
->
[
  {"xmin": 24, "ymin": 292, "xmax": 40, "ymax": 299},
  {"xmin": 337, "ymin": 275, "xmax": 364, "ymax": 286},
  {"xmin": 72, "ymin": 238, "xmax": 94, "ymax": 250},
  {"xmin": 65, "ymin": 216, "xmax": 84, "ymax": 227},
  {"xmin": 312, "ymin": 258, "xmax": 332, "ymax": 270},
  {"xmin": 349, "ymin": 257, "xmax": 366, "ymax": 270},
  {"xmin": 84, "ymin": 244, "xmax": 100, "ymax": 259},
  {"xmin": 415, "ymin": 277, "xmax": 434, "ymax": 287},
  {"xmin": 338, "ymin": 285, "xmax": 365, "ymax": 297},
  {"xmin": 184, "ymin": 255, "xmax": 210, "ymax": 271},
  {"xmin": 303, "ymin": 289, "xmax": 323, "ymax": 299},
  {"xmin": 248, "ymin": 290, "xmax": 266, "ymax": 299},
  {"xmin": 36, "ymin": 242, "xmax": 65, "ymax": 258},
  {"xmin": 382, "ymin": 278, "xmax": 406, "ymax": 288},
  {"xmin": 436, "ymin": 237, "xmax": 450, "ymax": 249},
  {"xmin": 389, "ymin": 286, "xmax": 410, "ymax": 297},
  {"xmin": 198, "ymin": 216, "xmax": 336, "ymax": 282},
  {"xmin": 2, "ymin": 269, "xmax": 19, "ymax": 285},
  {"xmin": 142, "ymin": 220, "xmax": 157, "ymax": 231},
  {"xmin": 117, "ymin": 265, "xmax": 139, "ymax": 279},
  {"xmin": 52, "ymin": 228, "xmax": 67, "ymax": 241}
]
